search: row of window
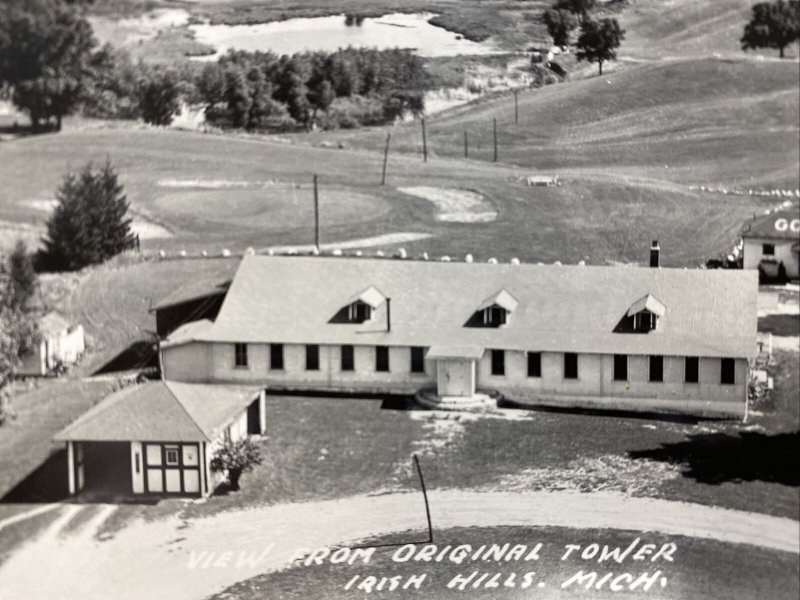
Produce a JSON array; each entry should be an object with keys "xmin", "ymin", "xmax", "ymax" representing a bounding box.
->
[
  {"xmin": 490, "ymin": 351, "xmax": 736, "ymax": 385},
  {"xmin": 235, "ymin": 343, "xmax": 426, "ymax": 374},
  {"xmin": 236, "ymin": 344, "xmax": 737, "ymax": 385}
]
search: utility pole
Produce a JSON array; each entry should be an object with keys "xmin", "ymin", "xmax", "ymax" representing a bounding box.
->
[
  {"xmin": 464, "ymin": 130, "xmax": 468, "ymax": 159},
  {"xmin": 313, "ymin": 174, "xmax": 320, "ymax": 252},
  {"xmin": 381, "ymin": 132, "xmax": 391, "ymax": 185},
  {"xmin": 421, "ymin": 117, "xmax": 428, "ymax": 162},
  {"xmin": 514, "ymin": 90, "xmax": 519, "ymax": 124},
  {"xmin": 493, "ymin": 118, "xmax": 498, "ymax": 162}
]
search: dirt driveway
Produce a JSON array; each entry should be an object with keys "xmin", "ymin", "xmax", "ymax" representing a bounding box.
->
[{"xmin": 0, "ymin": 490, "xmax": 797, "ymax": 600}]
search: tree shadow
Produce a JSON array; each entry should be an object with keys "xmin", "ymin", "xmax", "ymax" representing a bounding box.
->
[
  {"xmin": 629, "ymin": 430, "xmax": 800, "ymax": 486},
  {"xmin": 93, "ymin": 339, "xmax": 159, "ymax": 376}
]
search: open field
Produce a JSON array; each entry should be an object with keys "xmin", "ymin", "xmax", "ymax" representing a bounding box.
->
[
  {"xmin": 314, "ymin": 57, "xmax": 800, "ymax": 190},
  {"xmin": 0, "ymin": 125, "xmax": 779, "ymax": 267},
  {"xmin": 215, "ymin": 526, "xmax": 800, "ymax": 600}
]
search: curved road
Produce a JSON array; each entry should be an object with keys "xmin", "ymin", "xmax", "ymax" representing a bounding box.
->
[{"xmin": 0, "ymin": 490, "xmax": 797, "ymax": 600}]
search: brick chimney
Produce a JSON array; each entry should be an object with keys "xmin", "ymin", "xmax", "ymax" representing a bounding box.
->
[{"xmin": 650, "ymin": 240, "xmax": 660, "ymax": 268}]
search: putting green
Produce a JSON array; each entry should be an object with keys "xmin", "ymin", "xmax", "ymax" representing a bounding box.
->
[{"xmin": 153, "ymin": 186, "xmax": 391, "ymax": 230}]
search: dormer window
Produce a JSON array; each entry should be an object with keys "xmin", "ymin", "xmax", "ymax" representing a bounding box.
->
[
  {"xmin": 626, "ymin": 294, "xmax": 666, "ymax": 333},
  {"xmin": 474, "ymin": 290, "xmax": 519, "ymax": 328},
  {"xmin": 345, "ymin": 286, "xmax": 386, "ymax": 323}
]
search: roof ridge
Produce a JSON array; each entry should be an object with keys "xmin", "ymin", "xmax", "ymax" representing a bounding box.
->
[{"xmin": 163, "ymin": 381, "xmax": 211, "ymax": 442}]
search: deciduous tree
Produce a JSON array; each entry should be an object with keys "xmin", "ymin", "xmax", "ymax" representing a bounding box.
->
[
  {"xmin": 137, "ymin": 70, "xmax": 181, "ymax": 126},
  {"xmin": 575, "ymin": 18, "xmax": 625, "ymax": 75},
  {"xmin": 210, "ymin": 438, "xmax": 263, "ymax": 491},
  {"xmin": 543, "ymin": 8, "xmax": 579, "ymax": 47},
  {"xmin": 8, "ymin": 241, "xmax": 37, "ymax": 311},
  {"xmin": 741, "ymin": 0, "xmax": 800, "ymax": 58}
]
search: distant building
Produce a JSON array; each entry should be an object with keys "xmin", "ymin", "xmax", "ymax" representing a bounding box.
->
[
  {"xmin": 19, "ymin": 311, "xmax": 85, "ymax": 376},
  {"xmin": 741, "ymin": 209, "xmax": 800, "ymax": 280}
]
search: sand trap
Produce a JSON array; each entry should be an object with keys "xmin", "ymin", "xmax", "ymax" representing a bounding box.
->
[
  {"xmin": 131, "ymin": 219, "xmax": 173, "ymax": 240},
  {"xmin": 158, "ymin": 178, "xmax": 278, "ymax": 189},
  {"xmin": 264, "ymin": 232, "xmax": 431, "ymax": 253},
  {"xmin": 399, "ymin": 186, "xmax": 497, "ymax": 223}
]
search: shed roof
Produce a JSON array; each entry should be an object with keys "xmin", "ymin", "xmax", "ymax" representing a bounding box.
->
[
  {"xmin": 740, "ymin": 209, "xmax": 800, "ymax": 241},
  {"xmin": 427, "ymin": 345, "xmax": 485, "ymax": 360},
  {"xmin": 172, "ymin": 255, "xmax": 758, "ymax": 359},
  {"xmin": 54, "ymin": 381, "xmax": 260, "ymax": 442},
  {"xmin": 151, "ymin": 279, "xmax": 231, "ymax": 311},
  {"xmin": 39, "ymin": 311, "xmax": 72, "ymax": 337}
]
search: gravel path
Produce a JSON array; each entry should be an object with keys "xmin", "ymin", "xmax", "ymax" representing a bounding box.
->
[{"xmin": 0, "ymin": 490, "xmax": 797, "ymax": 600}]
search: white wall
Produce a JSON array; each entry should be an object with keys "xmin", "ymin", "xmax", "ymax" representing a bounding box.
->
[
  {"xmin": 743, "ymin": 238, "xmax": 799, "ymax": 278},
  {"xmin": 162, "ymin": 343, "xmax": 212, "ymax": 382}
]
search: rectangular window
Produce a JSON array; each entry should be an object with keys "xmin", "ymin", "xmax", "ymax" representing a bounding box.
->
[
  {"xmin": 306, "ymin": 344, "xmax": 319, "ymax": 371},
  {"xmin": 376, "ymin": 346, "xmax": 390, "ymax": 372},
  {"xmin": 491, "ymin": 349, "xmax": 505, "ymax": 376},
  {"xmin": 234, "ymin": 343, "xmax": 248, "ymax": 368},
  {"xmin": 564, "ymin": 353, "xmax": 578, "ymax": 379},
  {"xmin": 649, "ymin": 355, "xmax": 664, "ymax": 382},
  {"xmin": 527, "ymin": 352, "xmax": 541, "ymax": 377},
  {"xmin": 721, "ymin": 358, "xmax": 736, "ymax": 385},
  {"xmin": 685, "ymin": 356, "xmax": 699, "ymax": 383},
  {"xmin": 613, "ymin": 354, "xmax": 628, "ymax": 381},
  {"xmin": 269, "ymin": 343, "xmax": 284, "ymax": 370},
  {"xmin": 410, "ymin": 347, "xmax": 425, "ymax": 374},
  {"xmin": 165, "ymin": 446, "xmax": 179, "ymax": 466},
  {"xmin": 762, "ymin": 243, "xmax": 775, "ymax": 256},
  {"xmin": 341, "ymin": 345, "xmax": 354, "ymax": 371}
]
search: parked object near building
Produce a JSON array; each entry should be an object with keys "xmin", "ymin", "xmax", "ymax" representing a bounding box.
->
[
  {"xmin": 19, "ymin": 311, "xmax": 85, "ymax": 376},
  {"xmin": 54, "ymin": 381, "xmax": 266, "ymax": 498},
  {"xmin": 525, "ymin": 175, "xmax": 559, "ymax": 187},
  {"xmin": 159, "ymin": 253, "xmax": 757, "ymax": 419},
  {"xmin": 741, "ymin": 209, "xmax": 800, "ymax": 280}
]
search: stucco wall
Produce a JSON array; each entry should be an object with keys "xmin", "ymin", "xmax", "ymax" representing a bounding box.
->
[
  {"xmin": 743, "ymin": 238, "xmax": 799, "ymax": 278},
  {"xmin": 162, "ymin": 343, "xmax": 211, "ymax": 382}
]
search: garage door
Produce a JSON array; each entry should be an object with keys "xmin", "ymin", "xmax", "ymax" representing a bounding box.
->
[{"xmin": 143, "ymin": 442, "xmax": 201, "ymax": 495}]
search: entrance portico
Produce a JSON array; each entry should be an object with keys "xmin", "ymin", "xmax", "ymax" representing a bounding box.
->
[{"xmin": 418, "ymin": 346, "xmax": 497, "ymax": 410}]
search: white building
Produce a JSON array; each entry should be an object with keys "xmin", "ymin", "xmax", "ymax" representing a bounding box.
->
[
  {"xmin": 741, "ymin": 209, "xmax": 800, "ymax": 279},
  {"xmin": 19, "ymin": 311, "xmax": 85, "ymax": 376}
]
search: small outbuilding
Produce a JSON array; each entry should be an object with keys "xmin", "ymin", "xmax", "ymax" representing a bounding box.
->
[
  {"xmin": 741, "ymin": 209, "xmax": 800, "ymax": 280},
  {"xmin": 18, "ymin": 311, "xmax": 85, "ymax": 376},
  {"xmin": 54, "ymin": 381, "xmax": 265, "ymax": 498}
]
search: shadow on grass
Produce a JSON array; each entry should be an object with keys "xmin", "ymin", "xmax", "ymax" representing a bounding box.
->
[
  {"xmin": 93, "ymin": 339, "xmax": 159, "ymax": 376},
  {"xmin": 629, "ymin": 430, "xmax": 800, "ymax": 486},
  {"xmin": 758, "ymin": 314, "xmax": 800, "ymax": 337},
  {"xmin": 265, "ymin": 388, "xmax": 418, "ymax": 411}
]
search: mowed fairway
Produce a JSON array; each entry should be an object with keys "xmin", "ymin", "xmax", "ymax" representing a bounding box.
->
[{"xmin": 0, "ymin": 125, "xmax": 778, "ymax": 266}]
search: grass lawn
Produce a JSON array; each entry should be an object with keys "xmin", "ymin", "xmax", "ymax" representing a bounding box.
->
[{"xmin": 211, "ymin": 526, "xmax": 800, "ymax": 599}]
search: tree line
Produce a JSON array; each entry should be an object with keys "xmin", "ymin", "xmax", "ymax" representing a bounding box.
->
[{"xmin": 0, "ymin": 0, "xmax": 430, "ymax": 132}]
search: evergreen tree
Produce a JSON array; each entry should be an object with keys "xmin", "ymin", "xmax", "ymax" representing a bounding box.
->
[
  {"xmin": 575, "ymin": 18, "xmax": 625, "ymax": 75},
  {"xmin": 741, "ymin": 0, "xmax": 800, "ymax": 58},
  {"xmin": 38, "ymin": 160, "xmax": 136, "ymax": 272}
]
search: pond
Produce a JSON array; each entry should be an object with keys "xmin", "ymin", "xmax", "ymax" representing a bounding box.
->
[{"xmin": 189, "ymin": 12, "xmax": 499, "ymax": 59}]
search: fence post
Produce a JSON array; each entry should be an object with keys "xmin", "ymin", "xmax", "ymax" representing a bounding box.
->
[
  {"xmin": 493, "ymin": 118, "xmax": 498, "ymax": 162},
  {"xmin": 381, "ymin": 132, "xmax": 391, "ymax": 185},
  {"xmin": 421, "ymin": 117, "xmax": 428, "ymax": 162}
]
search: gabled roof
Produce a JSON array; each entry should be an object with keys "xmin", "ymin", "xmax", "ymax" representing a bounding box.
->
[
  {"xmin": 741, "ymin": 209, "xmax": 800, "ymax": 241},
  {"xmin": 626, "ymin": 294, "xmax": 666, "ymax": 318},
  {"xmin": 348, "ymin": 286, "xmax": 387, "ymax": 309},
  {"xmin": 39, "ymin": 311, "xmax": 72, "ymax": 337},
  {"xmin": 193, "ymin": 256, "xmax": 758, "ymax": 359},
  {"xmin": 477, "ymin": 289, "xmax": 519, "ymax": 313},
  {"xmin": 54, "ymin": 381, "xmax": 260, "ymax": 443}
]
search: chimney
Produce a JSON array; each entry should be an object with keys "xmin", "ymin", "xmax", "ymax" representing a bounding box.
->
[
  {"xmin": 650, "ymin": 240, "xmax": 660, "ymax": 268},
  {"xmin": 386, "ymin": 297, "xmax": 392, "ymax": 332}
]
